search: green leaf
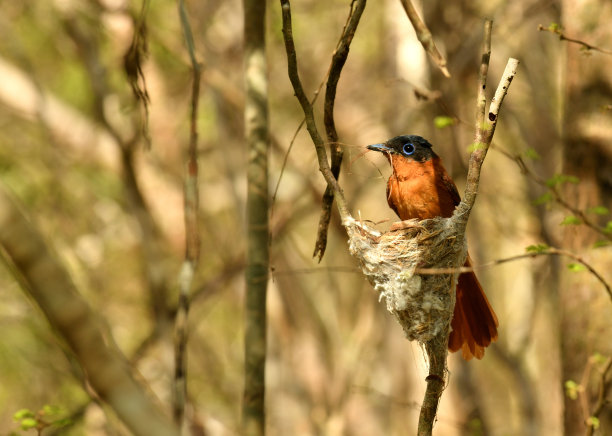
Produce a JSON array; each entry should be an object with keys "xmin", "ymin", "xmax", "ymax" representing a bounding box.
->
[
  {"xmin": 468, "ymin": 141, "xmax": 487, "ymax": 152},
  {"xmin": 52, "ymin": 417, "xmax": 72, "ymax": 428},
  {"xmin": 13, "ymin": 409, "xmax": 35, "ymax": 421},
  {"xmin": 542, "ymin": 22, "xmax": 563, "ymax": 34},
  {"xmin": 588, "ymin": 206, "xmax": 609, "ymax": 215},
  {"xmin": 567, "ymin": 263, "xmax": 586, "ymax": 272},
  {"xmin": 42, "ymin": 405, "xmax": 64, "ymax": 416},
  {"xmin": 587, "ymin": 416, "xmax": 600, "ymax": 430},
  {"xmin": 533, "ymin": 192, "xmax": 553, "ymax": 206},
  {"xmin": 593, "ymin": 240, "xmax": 611, "ymax": 248},
  {"xmin": 591, "ymin": 352, "xmax": 607, "ymax": 365},
  {"xmin": 20, "ymin": 418, "xmax": 38, "ymax": 430},
  {"xmin": 467, "ymin": 418, "xmax": 482, "ymax": 433},
  {"xmin": 560, "ymin": 215, "xmax": 581, "ymax": 226},
  {"xmin": 433, "ymin": 116, "xmax": 455, "ymax": 129},
  {"xmin": 546, "ymin": 173, "xmax": 580, "ymax": 188},
  {"xmin": 604, "ymin": 221, "xmax": 612, "ymax": 234},
  {"xmin": 523, "ymin": 148, "xmax": 541, "ymax": 160},
  {"xmin": 526, "ymin": 243, "xmax": 549, "ymax": 253},
  {"xmin": 565, "ymin": 380, "xmax": 580, "ymax": 400}
]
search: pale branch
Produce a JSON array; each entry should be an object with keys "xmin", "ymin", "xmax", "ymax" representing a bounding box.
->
[
  {"xmin": 474, "ymin": 20, "xmax": 492, "ymax": 136},
  {"xmin": 398, "ymin": 0, "xmax": 450, "ymax": 77},
  {"xmin": 279, "ymin": 0, "xmax": 349, "ymax": 221},
  {"xmin": 457, "ymin": 56, "xmax": 519, "ymax": 220},
  {"xmin": 314, "ymin": 0, "xmax": 367, "ymax": 261},
  {"xmin": 174, "ymin": 0, "xmax": 202, "ymax": 426}
]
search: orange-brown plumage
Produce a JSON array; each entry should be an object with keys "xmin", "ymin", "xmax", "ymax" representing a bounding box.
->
[{"xmin": 368, "ymin": 135, "xmax": 498, "ymax": 360}]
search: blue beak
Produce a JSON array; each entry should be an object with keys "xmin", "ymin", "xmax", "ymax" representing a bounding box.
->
[{"xmin": 367, "ymin": 143, "xmax": 392, "ymax": 153}]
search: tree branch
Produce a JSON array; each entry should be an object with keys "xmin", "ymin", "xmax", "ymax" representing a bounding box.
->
[
  {"xmin": 415, "ymin": 247, "xmax": 611, "ymax": 303},
  {"xmin": 587, "ymin": 356, "xmax": 612, "ymax": 436},
  {"xmin": 456, "ymin": 25, "xmax": 519, "ymax": 220},
  {"xmin": 398, "ymin": 0, "xmax": 450, "ymax": 77},
  {"xmin": 495, "ymin": 146, "xmax": 612, "ymax": 243},
  {"xmin": 173, "ymin": 0, "xmax": 202, "ymax": 426},
  {"xmin": 0, "ymin": 187, "xmax": 178, "ymax": 436},
  {"xmin": 123, "ymin": 0, "xmax": 152, "ymax": 148},
  {"xmin": 418, "ymin": 20, "xmax": 518, "ymax": 435},
  {"xmin": 538, "ymin": 23, "xmax": 612, "ymax": 55},
  {"xmin": 279, "ymin": 0, "xmax": 349, "ymax": 221},
  {"xmin": 314, "ymin": 0, "xmax": 367, "ymax": 261}
]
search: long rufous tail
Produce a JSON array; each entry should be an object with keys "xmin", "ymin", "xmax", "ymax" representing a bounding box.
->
[{"xmin": 448, "ymin": 257, "xmax": 498, "ymax": 360}]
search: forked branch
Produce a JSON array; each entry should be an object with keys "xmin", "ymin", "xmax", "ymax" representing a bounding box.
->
[
  {"xmin": 279, "ymin": 0, "xmax": 349, "ymax": 220},
  {"xmin": 418, "ymin": 20, "xmax": 518, "ymax": 436}
]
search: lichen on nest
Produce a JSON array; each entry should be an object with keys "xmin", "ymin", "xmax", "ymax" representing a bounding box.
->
[{"xmin": 344, "ymin": 215, "xmax": 467, "ymax": 344}]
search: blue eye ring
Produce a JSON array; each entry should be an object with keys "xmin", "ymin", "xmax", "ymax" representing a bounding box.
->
[{"xmin": 402, "ymin": 143, "xmax": 415, "ymax": 155}]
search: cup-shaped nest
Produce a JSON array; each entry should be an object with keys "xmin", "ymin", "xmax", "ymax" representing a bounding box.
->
[{"xmin": 344, "ymin": 216, "xmax": 467, "ymax": 344}]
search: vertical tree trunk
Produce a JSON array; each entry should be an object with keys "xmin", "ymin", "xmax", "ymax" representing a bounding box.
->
[{"xmin": 242, "ymin": 1, "xmax": 269, "ymax": 435}]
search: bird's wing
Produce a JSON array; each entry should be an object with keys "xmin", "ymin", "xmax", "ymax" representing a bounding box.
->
[{"xmin": 439, "ymin": 170, "xmax": 461, "ymax": 207}]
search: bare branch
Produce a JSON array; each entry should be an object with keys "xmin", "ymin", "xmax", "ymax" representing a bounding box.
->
[
  {"xmin": 124, "ymin": 0, "xmax": 152, "ymax": 148},
  {"xmin": 415, "ymin": 247, "xmax": 611, "ymax": 303},
  {"xmin": 588, "ymin": 357, "xmax": 612, "ymax": 436},
  {"xmin": 538, "ymin": 23, "xmax": 612, "ymax": 55},
  {"xmin": 495, "ymin": 146, "xmax": 612, "ymax": 242},
  {"xmin": 279, "ymin": 0, "xmax": 350, "ymax": 221},
  {"xmin": 398, "ymin": 0, "xmax": 450, "ymax": 77},
  {"xmin": 458, "ymin": 51, "xmax": 519, "ymax": 217},
  {"xmin": 418, "ymin": 20, "xmax": 518, "ymax": 435},
  {"xmin": 173, "ymin": 0, "xmax": 202, "ymax": 426},
  {"xmin": 314, "ymin": 0, "xmax": 367, "ymax": 261}
]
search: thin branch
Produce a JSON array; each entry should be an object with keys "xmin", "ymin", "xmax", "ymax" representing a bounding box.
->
[
  {"xmin": 538, "ymin": 24, "xmax": 612, "ymax": 55},
  {"xmin": 458, "ymin": 42, "xmax": 519, "ymax": 217},
  {"xmin": 174, "ymin": 0, "xmax": 202, "ymax": 426},
  {"xmin": 398, "ymin": 0, "xmax": 450, "ymax": 77},
  {"xmin": 314, "ymin": 0, "xmax": 367, "ymax": 261},
  {"xmin": 415, "ymin": 248, "xmax": 611, "ymax": 303},
  {"xmin": 123, "ymin": 0, "xmax": 152, "ymax": 148},
  {"xmin": 495, "ymin": 147, "xmax": 612, "ymax": 242},
  {"xmin": 587, "ymin": 357, "xmax": 612, "ymax": 436},
  {"xmin": 279, "ymin": 0, "xmax": 349, "ymax": 221}
]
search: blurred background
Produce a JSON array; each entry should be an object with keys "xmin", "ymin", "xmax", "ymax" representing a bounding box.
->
[{"xmin": 1, "ymin": 0, "xmax": 611, "ymax": 434}]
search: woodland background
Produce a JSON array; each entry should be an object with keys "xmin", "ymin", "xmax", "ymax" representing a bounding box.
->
[{"xmin": 0, "ymin": 0, "xmax": 611, "ymax": 435}]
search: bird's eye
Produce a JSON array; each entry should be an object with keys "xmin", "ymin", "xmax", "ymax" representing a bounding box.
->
[{"xmin": 402, "ymin": 143, "xmax": 415, "ymax": 155}]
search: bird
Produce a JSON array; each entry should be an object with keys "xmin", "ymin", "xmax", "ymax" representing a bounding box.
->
[{"xmin": 367, "ymin": 134, "xmax": 498, "ymax": 360}]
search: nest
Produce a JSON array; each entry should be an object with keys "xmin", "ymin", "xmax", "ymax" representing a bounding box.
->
[{"xmin": 344, "ymin": 215, "xmax": 467, "ymax": 345}]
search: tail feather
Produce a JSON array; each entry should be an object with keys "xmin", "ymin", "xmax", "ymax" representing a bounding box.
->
[{"xmin": 448, "ymin": 257, "xmax": 498, "ymax": 360}]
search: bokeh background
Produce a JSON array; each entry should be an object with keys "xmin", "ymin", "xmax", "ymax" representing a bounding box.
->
[{"xmin": 1, "ymin": 0, "xmax": 611, "ymax": 434}]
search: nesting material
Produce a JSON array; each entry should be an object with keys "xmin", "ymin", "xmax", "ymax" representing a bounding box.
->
[{"xmin": 344, "ymin": 215, "xmax": 467, "ymax": 344}]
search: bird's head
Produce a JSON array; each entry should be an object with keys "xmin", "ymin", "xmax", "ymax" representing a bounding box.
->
[{"xmin": 367, "ymin": 135, "xmax": 436, "ymax": 163}]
